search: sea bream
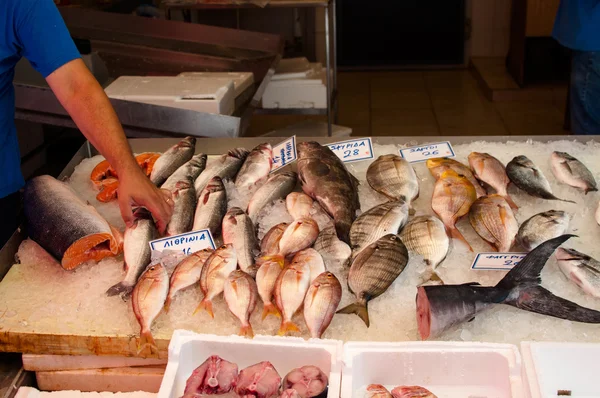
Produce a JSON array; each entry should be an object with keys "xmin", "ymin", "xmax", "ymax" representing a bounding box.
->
[
  {"xmin": 106, "ymin": 208, "xmax": 157, "ymax": 298},
  {"xmin": 469, "ymin": 195, "xmax": 518, "ymax": 252},
  {"xmin": 506, "ymin": 155, "xmax": 575, "ymax": 203},
  {"xmin": 192, "ymin": 176, "xmax": 227, "ymax": 237},
  {"xmin": 235, "ymin": 143, "xmax": 273, "ymax": 191},
  {"xmin": 297, "ymin": 141, "xmax": 360, "ymax": 244},
  {"xmin": 517, "ymin": 210, "xmax": 569, "ymax": 252},
  {"xmin": 555, "ymin": 247, "xmax": 600, "ymax": 298},
  {"xmin": 304, "ymin": 272, "xmax": 342, "ymax": 338},
  {"xmin": 194, "ymin": 148, "xmax": 250, "ymax": 196},
  {"xmin": 161, "ymin": 153, "xmax": 207, "ymax": 192},
  {"xmin": 247, "ymin": 171, "xmax": 298, "ymax": 222},
  {"xmin": 278, "ymin": 218, "xmax": 320, "ymax": 258},
  {"xmin": 416, "ymin": 235, "xmax": 600, "ymax": 340},
  {"xmin": 165, "ymin": 248, "xmax": 214, "ymax": 311},
  {"xmin": 366, "ymin": 154, "xmax": 419, "ymax": 206},
  {"xmin": 468, "ymin": 152, "xmax": 518, "ymax": 209},
  {"xmin": 150, "ymin": 136, "xmax": 196, "ymax": 186},
  {"xmin": 260, "ymin": 223, "xmax": 289, "ymax": 257},
  {"xmin": 132, "ymin": 262, "xmax": 168, "ymax": 354},
  {"xmin": 222, "ymin": 207, "xmax": 260, "ymax": 277},
  {"xmin": 274, "ymin": 260, "xmax": 311, "ymax": 335},
  {"xmin": 224, "ymin": 270, "xmax": 258, "ymax": 337},
  {"xmin": 337, "ymin": 234, "xmax": 409, "ymax": 327},
  {"xmin": 550, "ymin": 151, "xmax": 598, "ymax": 194},
  {"xmin": 292, "ymin": 248, "xmax": 325, "ymax": 283},
  {"xmin": 427, "ymin": 157, "xmax": 486, "ymax": 198},
  {"xmin": 256, "ymin": 258, "xmax": 285, "ymax": 320},
  {"xmin": 197, "ymin": 244, "xmax": 238, "ymax": 318},
  {"xmin": 165, "ymin": 179, "xmax": 196, "ymax": 236},
  {"xmin": 24, "ymin": 175, "xmax": 122, "ymax": 270},
  {"xmin": 313, "ymin": 226, "xmax": 352, "ymax": 269},
  {"xmin": 286, "ymin": 192, "xmax": 314, "ymax": 220}
]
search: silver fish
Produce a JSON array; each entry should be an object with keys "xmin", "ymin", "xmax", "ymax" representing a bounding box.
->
[
  {"xmin": 349, "ymin": 201, "xmax": 409, "ymax": 258},
  {"xmin": 107, "ymin": 208, "xmax": 157, "ymax": 298},
  {"xmin": 247, "ymin": 171, "xmax": 298, "ymax": 222},
  {"xmin": 399, "ymin": 215, "xmax": 449, "ymax": 273},
  {"xmin": 132, "ymin": 262, "xmax": 168, "ymax": 354},
  {"xmin": 469, "ymin": 195, "xmax": 519, "ymax": 252},
  {"xmin": 556, "ymin": 247, "xmax": 600, "ymax": 298},
  {"xmin": 165, "ymin": 248, "xmax": 214, "ymax": 311},
  {"xmin": 193, "ymin": 176, "xmax": 227, "ymax": 237},
  {"xmin": 517, "ymin": 210, "xmax": 570, "ymax": 252},
  {"xmin": 194, "ymin": 148, "xmax": 250, "ymax": 196},
  {"xmin": 506, "ymin": 155, "xmax": 575, "ymax": 203},
  {"xmin": 235, "ymin": 143, "xmax": 273, "ymax": 191},
  {"xmin": 161, "ymin": 153, "xmax": 207, "ymax": 192},
  {"xmin": 366, "ymin": 154, "xmax": 419, "ymax": 205},
  {"xmin": 551, "ymin": 151, "xmax": 598, "ymax": 194},
  {"xmin": 150, "ymin": 136, "xmax": 196, "ymax": 185},
  {"xmin": 224, "ymin": 270, "xmax": 258, "ymax": 337},
  {"xmin": 297, "ymin": 141, "xmax": 360, "ymax": 244},
  {"xmin": 313, "ymin": 226, "xmax": 352, "ymax": 269},
  {"xmin": 337, "ymin": 234, "xmax": 409, "ymax": 327},
  {"xmin": 166, "ymin": 179, "xmax": 196, "ymax": 236},
  {"xmin": 222, "ymin": 207, "xmax": 259, "ymax": 277}
]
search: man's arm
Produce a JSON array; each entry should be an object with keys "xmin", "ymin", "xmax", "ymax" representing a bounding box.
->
[{"xmin": 46, "ymin": 59, "xmax": 173, "ymax": 232}]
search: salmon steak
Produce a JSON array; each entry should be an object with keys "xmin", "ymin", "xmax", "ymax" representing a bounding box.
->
[{"xmin": 24, "ymin": 175, "xmax": 122, "ymax": 270}]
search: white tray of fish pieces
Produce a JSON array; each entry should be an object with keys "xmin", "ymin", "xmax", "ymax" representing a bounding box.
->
[
  {"xmin": 158, "ymin": 330, "xmax": 343, "ymax": 398},
  {"xmin": 342, "ymin": 341, "xmax": 526, "ymax": 398}
]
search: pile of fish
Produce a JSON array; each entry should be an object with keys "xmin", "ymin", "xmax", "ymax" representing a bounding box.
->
[
  {"xmin": 183, "ymin": 355, "xmax": 328, "ymax": 398},
  {"xmin": 365, "ymin": 384, "xmax": 437, "ymax": 398}
]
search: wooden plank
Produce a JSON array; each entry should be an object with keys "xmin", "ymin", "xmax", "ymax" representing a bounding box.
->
[
  {"xmin": 525, "ymin": 0, "xmax": 560, "ymax": 37},
  {"xmin": 36, "ymin": 367, "xmax": 165, "ymax": 393},
  {"xmin": 23, "ymin": 354, "xmax": 166, "ymax": 372}
]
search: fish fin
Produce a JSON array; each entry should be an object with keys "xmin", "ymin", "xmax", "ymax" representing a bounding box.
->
[
  {"xmin": 106, "ymin": 282, "xmax": 133, "ymax": 297},
  {"xmin": 585, "ymin": 187, "xmax": 599, "ymax": 195},
  {"xmin": 194, "ymin": 298, "xmax": 214, "ymax": 318},
  {"xmin": 447, "ymin": 226, "xmax": 473, "ymax": 252},
  {"xmin": 239, "ymin": 324, "xmax": 254, "ymax": 338},
  {"xmin": 336, "ymin": 302, "xmax": 369, "ymax": 327},
  {"xmin": 467, "ymin": 317, "xmax": 475, "ymax": 322},
  {"xmin": 503, "ymin": 195, "xmax": 519, "ymax": 210},
  {"xmin": 556, "ymin": 196, "xmax": 576, "ymax": 204},
  {"xmin": 277, "ymin": 321, "xmax": 300, "ymax": 336},
  {"xmin": 164, "ymin": 296, "xmax": 173, "ymax": 313},
  {"xmin": 137, "ymin": 329, "xmax": 157, "ymax": 355},
  {"xmin": 261, "ymin": 303, "xmax": 281, "ymax": 320},
  {"xmin": 506, "ymin": 285, "xmax": 600, "ymax": 323},
  {"xmin": 497, "ymin": 234, "xmax": 576, "ymax": 289},
  {"xmin": 334, "ymin": 220, "xmax": 352, "ymax": 245}
]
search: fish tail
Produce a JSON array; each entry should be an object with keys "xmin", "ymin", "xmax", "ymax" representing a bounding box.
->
[
  {"xmin": 194, "ymin": 298, "xmax": 214, "ymax": 318},
  {"xmin": 557, "ymin": 197, "xmax": 577, "ymax": 204},
  {"xmin": 419, "ymin": 268, "xmax": 445, "ymax": 286},
  {"xmin": 239, "ymin": 324, "xmax": 254, "ymax": 338},
  {"xmin": 503, "ymin": 195, "xmax": 519, "ymax": 210},
  {"xmin": 277, "ymin": 320, "xmax": 300, "ymax": 336},
  {"xmin": 105, "ymin": 282, "xmax": 133, "ymax": 298},
  {"xmin": 585, "ymin": 187, "xmax": 599, "ymax": 195},
  {"xmin": 261, "ymin": 303, "xmax": 281, "ymax": 320},
  {"xmin": 447, "ymin": 226, "xmax": 473, "ymax": 252},
  {"xmin": 336, "ymin": 302, "xmax": 370, "ymax": 327},
  {"xmin": 137, "ymin": 329, "xmax": 157, "ymax": 355}
]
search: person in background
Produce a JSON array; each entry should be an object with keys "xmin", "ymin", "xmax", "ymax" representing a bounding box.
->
[
  {"xmin": 0, "ymin": 0, "xmax": 173, "ymax": 248},
  {"xmin": 553, "ymin": 0, "xmax": 600, "ymax": 134}
]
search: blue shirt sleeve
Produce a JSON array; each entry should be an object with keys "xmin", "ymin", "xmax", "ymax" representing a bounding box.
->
[{"xmin": 15, "ymin": 0, "xmax": 81, "ymax": 78}]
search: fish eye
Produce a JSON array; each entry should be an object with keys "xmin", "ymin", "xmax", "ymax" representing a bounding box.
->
[{"xmin": 150, "ymin": 266, "xmax": 155, "ymax": 271}]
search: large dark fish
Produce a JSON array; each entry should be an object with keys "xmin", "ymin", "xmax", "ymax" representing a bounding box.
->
[
  {"xmin": 150, "ymin": 136, "xmax": 196, "ymax": 186},
  {"xmin": 506, "ymin": 155, "xmax": 575, "ymax": 203},
  {"xmin": 337, "ymin": 234, "xmax": 409, "ymax": 327},
  {"xmin": 297, "ymin": 141, "xmax": 360, "ymax": 244},
  {"xmin": 416, "ymin": 234, "xmax": 600, "ymax": 340},
  {"xmin": 24, "ymin": 175, "xmax": 122, "ymax": 270}
]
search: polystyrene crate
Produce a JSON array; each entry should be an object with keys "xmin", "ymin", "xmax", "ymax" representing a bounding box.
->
[
  {"xmin": 158, "ymin": 331, "xmax": 343, "ymax": 398},
  {"xmin": 521, "ymin": 342, "xmax": 600, "ymax": 398},
  {"xmin": 341, "ymin": 341, "xmax": 525, "ymax": 398}
]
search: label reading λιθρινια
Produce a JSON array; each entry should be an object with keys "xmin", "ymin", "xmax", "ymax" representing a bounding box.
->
[
  {"xmin": 271, "ymin": 135, "xmax": 297, "ymax": 172},
  {"xmin": 149, "ymin": 229, "xmax": 216, "ymax": 256},
  {"xmin": 326, "ymin": 138, "xmax": 374, "ymax": 163},
  {"xmin": 399, "ymin": 141, "xmax": 455, "ymax": 163},
  {"xmin": 471, "ymin": 253, "xmax": 527, "ymax": 271}
]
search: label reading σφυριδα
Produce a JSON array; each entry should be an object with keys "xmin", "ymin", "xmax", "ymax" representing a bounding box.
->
[
  {"xmin": 326, "ymin": 138, "xmax": 374, "ymax": 163},
  {"xmin": 471, "ymin": 253, "xmax": 527, "ymax": 271},
  {"xmin": 149, "ymin": 229, "xmax": 216, "ymax": 256},
  {"xmin": 399, "ymin": 141, "xmax": 455, "ymax": 163},
  {"xmin": 271, "ymin": 135, "xmax": 297, "ymax": 172}
]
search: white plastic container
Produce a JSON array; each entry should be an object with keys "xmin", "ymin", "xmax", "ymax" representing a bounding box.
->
[
  {"xmin": 158, "ymin": 331, "xmax": 343, "ymax": 398},
  {"xmin": 342, "ymin": 341, "xmax": 525, "ymax": 398},
  {"xmin": 262, "ymin": 121, "xmax": 352, "ymax": 138},
  {"xmin": 104, "ymin": 76, "xmax": 235, "ymax": 115},
  {"xmin": 521, "ymin": 342, "xmax": 600, "ymax": 398},
  {"xmin": 177, "ymin": 72, "xmax": 254, "ymax": 98}
]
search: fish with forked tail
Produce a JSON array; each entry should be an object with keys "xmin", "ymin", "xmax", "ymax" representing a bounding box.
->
[
  {"xmin": 132, "ymin": 262, "xmax": 168, "ymax": 354},
  {"xmin": 366, "ymin": 154, "xmax": 419, "ymax": 206},
  {"xmin": 551, "ymin": 151, "xmax": 598, "ymax": 194},
  {"xmin": 194, "ymin": 148, "xmax": 249, "ymax": 195},
  {"xmin": 468, "ymin": 152, "xmax": 518, "ymax": 209},
  {"xmin": 555, "ymin": 247, "xmax": 600, "ymax": 298},
  {"xmin": 416, "ymin": 234, "xmax": 600, "ymax": 340},
  {"xmin": 150, "ymin": 136, "xmax": 196, "ymax": 186},
  {"xmin": 506, "ymin": 155, "xmax": 575, "ymax": 203},
  {"xmin": 469, "ymin": 195, "xmax": 518, "ymax": 252},
  {"xmin": 517, "ymin": 210, "xmax": 569, "ymax": 252},
  {"xmin": 427, "ymin": 157, "xmax": 486, "ymax": 198}
]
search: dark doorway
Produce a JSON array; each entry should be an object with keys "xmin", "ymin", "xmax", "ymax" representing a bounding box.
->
[{"xmin": 336, "ymin": 0, "xmax": 466, "ymax": 68}]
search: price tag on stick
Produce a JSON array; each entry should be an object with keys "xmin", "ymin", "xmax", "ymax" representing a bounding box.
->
[
  {"xmin": 149, "ymin": 229, "xmax": 216, "ymax": 256},
  {"xmin": 399, "ymin": 141, "xmax": 455, "ymax": 163},
  {"xmin": 326, "ymin": 138, "xmax": 374, "ymax": 163},
  {"xmin": 271, "ymin": 135, "xmax": 297, "ymax": 172},
  {"xmin": 471, "ymin": 253, "xmax": 527, "ymax": 271}
]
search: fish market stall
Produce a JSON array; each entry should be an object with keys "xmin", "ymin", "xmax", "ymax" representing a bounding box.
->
[{"xmin": 1, "ymin": 135, "xmax": 600, "ymax": 366}]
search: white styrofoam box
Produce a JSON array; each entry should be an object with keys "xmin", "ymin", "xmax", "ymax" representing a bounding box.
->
[
  {"xmin": 262, "ymin": 121, "xmax": 352, "ymax": 138},
  {"xmin": 274, "ymin": 57, "xmax": 312, "ymax": 75},
  {"xmin": 158, "ymin": 330, "xmax": 343, "ymax": 398},
  {"xmin": 521, "ymin": 342, "xmax": 600, "ymax": 398},
  {"xmin": 104, "ymin": 76, "xmax": 235, "ymax": 115},
  {"xmin": 262, "ymin": 70, "xmax": 327, "ymax": 109},
  {"xmin": 177, "ymin": 72, "xmax": 254, "ymax": 98},
  {"xmin": 16, "ymin": 387, "xmax": 156, "ymax": 398},
  {"xmin": 342, "ymin": 342, "xmax": 525, "ymax": 398}
]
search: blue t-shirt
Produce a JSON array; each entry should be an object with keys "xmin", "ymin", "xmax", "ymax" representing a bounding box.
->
[
  {"xmin": 1, "ymin": 0, "xmax": 80, "ymax": 198},
  {"xmin": 553, "ymin": 0, "xmax": 600, "ymax": 51}
]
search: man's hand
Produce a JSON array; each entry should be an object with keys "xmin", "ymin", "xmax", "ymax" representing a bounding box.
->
[{"xmin": 46, "ymin": 59, "xmax": 174, "ymax": 232}]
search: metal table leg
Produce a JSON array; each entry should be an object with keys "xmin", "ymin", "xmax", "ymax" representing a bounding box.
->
[
  {"xmin": 332, "ymin": 0, "xmax": 338, "ymax": 124},
  {"xmin": 325, "ymin": 3, "xmax": 332, "ymax": 136}
]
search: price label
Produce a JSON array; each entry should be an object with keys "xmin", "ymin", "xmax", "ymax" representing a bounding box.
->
[
  {"xmin": 271, "ymin": 135, "xmax": 297, "ymax": 172},
  {"xmin": 149, "ymin": 229, "xmax": 216, "ymax": 256},
  {"xmin": 471, "ymin": 253, "xmax": 527, "ymax": 271},
  {"xmin": 326, "ymin": 138, "xmax": 374, "ymax": 163},
  {"xmin": 399, "ymin": 141, "xmax": 455, "ymax": 163}
]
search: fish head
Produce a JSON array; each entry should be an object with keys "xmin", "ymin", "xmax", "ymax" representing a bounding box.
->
[
  {"xmin": 178, "ymin": 136, "xmax": 196, "ymax": 149},
  {"xmin": 189, "ymin": 153, "xmax": 208, "ymax": 168},
  {"xmin": 512, "ymin": 155, "xmax": 534, "ymax": 168},
  {"xmin": 225, "ymin": 207, "xmax": 246, "ymax": 220},
  {"xmin": 297, "ymin": 141, "xmax": 322, "ymax": 156},
  {"xmin": 313, "ymin": 271, "xmax": 339, "ymax": 288},
  {"xmin": 228, "ymin": 148, "xmax": 250, "ymax": 161},
  {"xmin": 143, "ymin": 263, "xmax": 165, "ymax": 279},
  {"xmin": 542, "ymin": 210, "xmax": 568, "ymax": 223},
  {"xmin": 552, "ymin": 151, "xmax": 576, "ymax": 162},
  {"xmin": 255, "ymin": 142, "xmax": 273, "ymax": 157},
  {"xmin": 205, "ymin": 176, "xmax": 225, "ymax": 193},
  {"xmin": 555, "ymin": 247, "xmax": 589, "ymax": 263}
]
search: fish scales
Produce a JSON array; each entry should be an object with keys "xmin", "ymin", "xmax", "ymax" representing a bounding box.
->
[{"xmin": 150, "ymin": 136, "xmax": 196, "ymax": 186}]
